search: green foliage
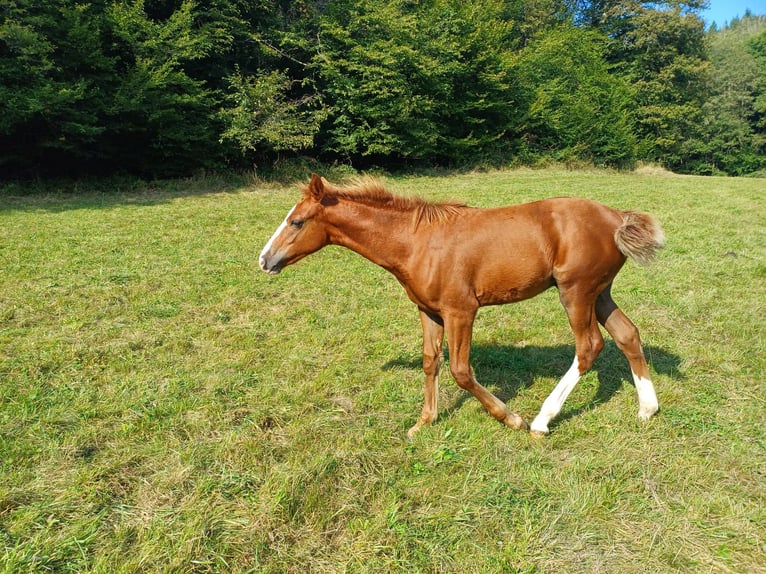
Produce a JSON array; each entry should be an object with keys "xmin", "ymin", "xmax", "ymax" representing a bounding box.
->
[
  {"xmin": 0, "ymin": 0, "xmax": 228, "ymax": 176},
  {"xmin": 1, "ymin": 0, "xmax": 765, "ymax": 176},
  {"xmin": 514, "ymin": 26, "xmax": 637, "ymax": 167},
  {"xmin": 104, "ymin": 0, "xmax": 224, "ymax": 175},
  {"xmin": 220, "ymin": 69, "xmax": 327, "ymax": 158},
  {"xmin": 747, "ymin": 24, "xmax": 766, "ymax": 154},
  {"xmin": 0, "ymin": 2, "xmax": 113, "ymax": 172},
  {"xmin": 421, "ymin": 0, "xmax": 521, "ymax": 162},
  {"xmin": 314, "ymin": 0, "xmax": 439, "ymax": 159},
  {"xmin": 314, "ymin": 0, "xmax": 520, "ymax": 163},
  {"xmin": 590, "ymin": 1, "xmax": 711, "ymax": 169},
  {"xmin": 686, "ymin": 15, "xmax": 766, "ymax": 174}
]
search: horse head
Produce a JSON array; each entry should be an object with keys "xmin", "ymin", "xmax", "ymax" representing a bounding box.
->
[{"xmin": 259, "ymin": 174, "xmax": 331, "ymax": 274}]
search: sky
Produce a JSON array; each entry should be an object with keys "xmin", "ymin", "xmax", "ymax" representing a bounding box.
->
[{"xmin": 701, "ymin": 0, "xmax": 766, "ymax": 27}]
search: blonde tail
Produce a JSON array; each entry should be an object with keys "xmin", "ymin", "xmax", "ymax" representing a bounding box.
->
[{"xmin": 615, "ymin": 211, "xmax": 665, "ymax": 266}]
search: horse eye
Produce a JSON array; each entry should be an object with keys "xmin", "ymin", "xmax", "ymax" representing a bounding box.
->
[{"xmin": 291, "ymin": 219, "xmax": 304, "ymax": 229}]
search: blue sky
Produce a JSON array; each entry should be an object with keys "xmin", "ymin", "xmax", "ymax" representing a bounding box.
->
[{"xmin": 701, "ymin": 0, "xmax": 766, "ymax": 26}]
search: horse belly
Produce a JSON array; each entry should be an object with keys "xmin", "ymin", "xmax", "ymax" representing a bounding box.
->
[
  {"xmin": 474, "ymin": 261, "xmax": 554, "ymax": 306},
  {"xmin": 471, "ymin": 235, "xmax": 555, "ymax": 306}
]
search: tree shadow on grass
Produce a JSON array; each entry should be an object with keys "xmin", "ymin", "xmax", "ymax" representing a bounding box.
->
[
  {"xmin": 382, "ymin": 341, "xmax": 683, "ymax": 431},
  {"xmin": 0, "ymin": 175, "xmax": 248, "ymax": 214}
]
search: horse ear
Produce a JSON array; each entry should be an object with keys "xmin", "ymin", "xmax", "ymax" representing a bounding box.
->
[{"xmin": 308, "ymin": 173, "xmax": 325, "ymax": 201}]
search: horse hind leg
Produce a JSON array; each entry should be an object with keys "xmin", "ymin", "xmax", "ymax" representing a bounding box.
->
[
  {"xmin": 530, "ymin": 294, "xmax": 605, "ymax": 437},
  {"xmin": 596, "ymin": 287, "xmax": 659, "ymax": 421}
]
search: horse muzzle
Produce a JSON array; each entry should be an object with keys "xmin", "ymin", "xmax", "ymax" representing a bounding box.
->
[{"xmin": 259, "ymin": 253, "xmax": 283, "ymax": 275}]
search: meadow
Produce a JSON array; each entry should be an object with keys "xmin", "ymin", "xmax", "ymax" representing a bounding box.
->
[{"xmin": 0, "ymin": 169, "xmax": 764, "ymax": 573}]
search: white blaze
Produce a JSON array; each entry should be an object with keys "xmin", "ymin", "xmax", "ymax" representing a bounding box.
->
[{"xmin": 259, "ymin": 205, "xmax": 296, "ymax": 271}]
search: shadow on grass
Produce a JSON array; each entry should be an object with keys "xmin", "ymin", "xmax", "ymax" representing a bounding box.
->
[
  {"xmin": 0, "ymin": 175, "xmax": 250, "ymax": 214},
  {"xmin": 0, "ymin": 162, "xmax": 368, "ymax": 213},
  {"xmin": 382, "ymin": 341, "xmax": 682, "ymax": 429}
]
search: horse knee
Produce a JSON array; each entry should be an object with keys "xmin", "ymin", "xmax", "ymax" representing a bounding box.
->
[{"xmin": 422, "ymin": 353, "xmax": 441, "ymax": 376}]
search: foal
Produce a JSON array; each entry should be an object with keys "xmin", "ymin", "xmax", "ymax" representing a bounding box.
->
[{"xmin": 260, "ymin": 175, "xmax": 664, "ymax": 437}]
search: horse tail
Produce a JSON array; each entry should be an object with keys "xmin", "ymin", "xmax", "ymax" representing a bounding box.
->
[{"xmin": 614, "ymin": 211, "xmax": 665, "ymax": 266}]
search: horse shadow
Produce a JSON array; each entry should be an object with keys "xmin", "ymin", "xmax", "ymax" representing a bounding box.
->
[{"xmin": 382, "ymin": 341, "xmax": 682, "ymax": 429}]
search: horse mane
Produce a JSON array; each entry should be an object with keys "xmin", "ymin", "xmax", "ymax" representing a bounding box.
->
[{"xmin": 303, "ymin": 176, "xmax": 467, "ymax": 227}]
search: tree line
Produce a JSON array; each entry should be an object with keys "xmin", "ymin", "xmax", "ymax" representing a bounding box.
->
[{"xmin": 1, "ymin": 0, "xmax": 765, "ymax": 178}]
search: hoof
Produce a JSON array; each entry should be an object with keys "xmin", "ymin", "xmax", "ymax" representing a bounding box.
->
[
  {"xmin": 406, "ymin": 425, "xmax": 420, "ymax": 441},
  {"xmin": 638, "ymin": 404, "xmax": 659, "ymax": 421},
  {"xmin": 503, "ymin": 412, "xmax": 529, "ymax": 431},
  {"xmin": 529, "ymin": 429, "xmax": 548, "ymax": 439}
]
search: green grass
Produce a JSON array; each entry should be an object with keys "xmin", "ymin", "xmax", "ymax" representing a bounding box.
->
[{"xmin": 1, "ymin": 169, "xmax": 764, "ymax": 573}]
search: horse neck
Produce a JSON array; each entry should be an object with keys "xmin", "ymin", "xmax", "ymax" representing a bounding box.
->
[{"xmin": 324, "ymin": 199, "xmax": 416, "ymax": 277}]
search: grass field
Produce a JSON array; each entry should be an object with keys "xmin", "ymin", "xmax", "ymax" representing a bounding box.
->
[{"xmin": 1, "ymin": 169, "xmax": 764, "ymax": 573}]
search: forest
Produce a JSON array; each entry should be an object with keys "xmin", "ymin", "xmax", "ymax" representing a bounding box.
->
[{"xmin": 1, "ymin": 0, "xmax": 765, "ymax": 178}]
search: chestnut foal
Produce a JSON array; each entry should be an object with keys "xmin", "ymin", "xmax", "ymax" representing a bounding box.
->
[{"xmin": 260, "ymin": 175, "xmax": 664, "ymax": 437}]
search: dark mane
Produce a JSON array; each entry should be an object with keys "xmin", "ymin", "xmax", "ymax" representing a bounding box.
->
[{"xmin": 303, "ymin": 176, "xmax": 467, "ymax": 227}]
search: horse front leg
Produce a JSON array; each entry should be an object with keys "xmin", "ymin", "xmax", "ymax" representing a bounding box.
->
[
  {"xmin": 407, "ymin": 311, "xmax": 444, "ymax": 439},
  {"xmin": 444, "ymin": 311, "xmax": 528, "ymax": 431}
]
